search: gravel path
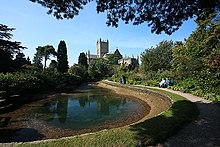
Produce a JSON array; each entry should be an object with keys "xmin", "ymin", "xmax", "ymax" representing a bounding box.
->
[{"xmin": 148, "ymin": 87, "xmax": 220, "ymax": 147}]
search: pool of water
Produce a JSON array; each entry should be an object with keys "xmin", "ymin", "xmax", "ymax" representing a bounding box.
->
[{"xmin": 0, "ymin": 84, "xmax": 150, "ymax": 142}]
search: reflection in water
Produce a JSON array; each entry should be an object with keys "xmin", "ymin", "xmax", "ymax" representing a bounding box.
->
[
  {"xmin": 0, "ymin": 85, "xmax": 150, "ymax": 142},
  {"xmin": 31, "ymin": 86, "xmax": 142, "ymax": 130},
  {"xmin": 36, "ymin": 94, "xmax": 129, "ymax": 129}
]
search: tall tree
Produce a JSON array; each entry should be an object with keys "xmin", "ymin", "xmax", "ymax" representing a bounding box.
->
[
  {"xmin": 33, "ymin": 52, "xmax": 43, "ymax": 70},
  {"xmin": 35, "ymin": 45, "xmax": 56, "ymax": 70},
  {"xmin": 57, "ymin": 40, "xmax": 69, "ymax": 73},
  {"xmin": 78, "ymin": 52, "xmax": 88, "ymax": 69},
  {"xmin": 141, "ymin": 40, "xmax": 174, "ymax": 73},
  {"xmin": 172, "ymin": 12, "xmax": 220, "ymax": 96},
  {"xmin": 0, "ymin": 24, "xmax": 26, "ymax": 72},
  {"xmin": 172, "ymin": 12, "xmax": 220, "ymax": 80},
  {"xmin": 30, "ymin": 0, "xmax": 219, "ymax": 34}
]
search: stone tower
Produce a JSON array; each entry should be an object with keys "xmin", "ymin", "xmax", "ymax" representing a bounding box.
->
[{"xmin": 96, "ymin": 38, "xmax": 109, "ymax": 58}]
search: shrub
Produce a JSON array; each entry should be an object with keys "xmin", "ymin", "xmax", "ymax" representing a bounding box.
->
[{"xmin": 0, "ymin": 71, "xmax": 82, "ymax": 96}]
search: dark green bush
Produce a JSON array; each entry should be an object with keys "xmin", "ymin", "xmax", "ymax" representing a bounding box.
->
[
  {"xmin": 0, "ymin": 71, "xmax": 82, "ymax": 96},
  {"xmin": 53, "ymin": 73, "xmax": 82, "ymax": 86}
]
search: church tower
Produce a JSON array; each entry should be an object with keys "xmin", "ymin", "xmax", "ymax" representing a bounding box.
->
[{"xmin": 96, "ymin": 38, "xmax": 109, "ymax": 58}]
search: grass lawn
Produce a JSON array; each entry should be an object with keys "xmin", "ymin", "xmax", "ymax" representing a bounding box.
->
[{"xmin": 17, "ymin": 87, "xmax": 199, "ymax": 147}]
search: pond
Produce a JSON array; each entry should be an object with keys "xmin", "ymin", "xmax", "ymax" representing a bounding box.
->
[{"xmin": 0, "ymin": 84, "xmax": 150, "ymax": 142}]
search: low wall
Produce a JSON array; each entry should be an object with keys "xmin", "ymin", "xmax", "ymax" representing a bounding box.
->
[{"xmin": 97, "ymin": 81, "xmax": 172, "ymax": 123}]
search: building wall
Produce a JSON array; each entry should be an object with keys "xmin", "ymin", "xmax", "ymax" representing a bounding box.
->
[
  {"xmin": 96, "ymin": 39, "xmax": 109, "ymax": 58},
  {"xmin": 118, "ymin": 57, "xmax": 138, "ymax": 67}
]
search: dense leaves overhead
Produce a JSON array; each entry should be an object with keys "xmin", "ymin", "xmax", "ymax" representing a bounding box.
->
[
  {"xmin": 30, "ymin": 0, "xmax": 92, "ymax": 19},
  {"xmin": 30, "ymin": 0, "xmax": 219, "ymax": 34},
  {"xmin": 96, "ymin": 0, "xmax": 219, "ymax": 34}
]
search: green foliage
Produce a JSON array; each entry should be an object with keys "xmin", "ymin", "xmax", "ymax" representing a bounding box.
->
[
  {"xmin": 31, "ymin": 0, "xmax": 219, "ymax": 34},
  {"xmin": 30, "ymin": 0, "xmax": 91, "ymax": 19},
  {"xmin": 97, "ymin": 0, "xmax": 219, "ymax": 34},
  {"xmin": 141, "ymin": 40, "xmax": 174, "ymax": 73},
  {"xmin": 0, "ymin": 24, "xmax": 26, "ymax": 56},
  {"xmin": 105, "ymin": 53, "xmax": 121, "ymax": 65},
  {"xmin": 0, "ymin": 72, "xmax": 48, "ymax": 96},
  {"xmin": 78, "ymin": 52, "xmax": 88, "ymax": 69},
  {"xmin": 32, "ymin": 54, "xmax": 43, "ymax": 70},
  {"xmin": 14, "ymin": 52, "xmax": 31, "ymax": 71},
  {"xmin": 105, "ymin": 48, "xmax": 123, "ymax": 65},
  {"xmin": 0, "ymin": 49, "xmax": 14, "ymax": 72},
  {"xmin": 68, "ymin": 64, "xmax": 87, "ymax": 80},
  {"xmin": 57, "ymin": 40, "xmax": 69, "ymax": 73},
  {"xmin": 53, "ymin": 72, "xmax": 82, "ymax": 86},
  {"xmin": 88, "ymin": 58, "xmax": 113, "ymax": 81},
  {"xmin": 35, "ymin": 45, "xmax": 56, "ymax": 70},
  {"xmin": 170, "ymin": 12, "xmax": 220, "ymax": 102},
  {"xmin": 0, "ymin": 24, "xmax": 26, "ymax": 72},
  {"xmin": 48, "ymin": 60, "xmax": 57, "ymax": 72},
  {"xmin": 0, "ymin": 71, "xmax": 82, "ymax": 96}
]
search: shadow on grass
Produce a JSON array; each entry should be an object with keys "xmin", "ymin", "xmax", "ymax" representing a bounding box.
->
[{"xmin": 130, "ymin": 100, "xmax": 199, "ymax": 146}]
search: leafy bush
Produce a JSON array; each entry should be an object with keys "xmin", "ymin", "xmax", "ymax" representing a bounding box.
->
[
  {"xmin": 144, "ymin": 80, "xmax": 158, "ymax": 86},
  {"xmin": 0, "ymin": 71, "xmax": 82, "ymax": 96},
  {"xmin": 53, "ymin": 73, "xmax": 82, "ymax": 86},
  {"xmin": 0, "ymin": 72, "xmax": 45, "ymax": 95}
]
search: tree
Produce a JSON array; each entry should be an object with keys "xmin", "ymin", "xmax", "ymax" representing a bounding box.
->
[
  {"xmin": 48, "ymin": 60, "xmax": 57, "ymax": 71},
  {"xmin": 35, "ymin": 45, "xmax": 56, "ymax": 70},
  {"xmin": 88, "ymin": 58, "xmax": 112, "ymax": 80},
  {"xmin": 57, "ymin": 40, "xmax": 69, "ymax": 73},
  {"xmin": 30, "ymin": 0, "xmax": 219, "ymax": 34},
  {"xmin": 33, "ymin": 52, "xmax": 43, "ymax": 70},
  {"xmin": 0, "ymin": 24, "xmax": 26, "ymax": 72},
  {"xmin": 68, "ymin": 64, "xmax": 87, "ymax": 79},
  {"xmin": 78, "ymin": 52, "xmax": 88, "ymax": 69},
  {"xmin": 0, "ymin": 49, "xmax": 13, "ymax": 72},
  {"xmin": 141, "ymin": 40, "xmax": 174, "ymax": 73},
  {"xmin": 14, "ymin": 52, "xmax": 31, "ymax": 70},
  {"xmin": 0, "ymin": 24, "xmax": 26, "ymax": 55},
  {"xmin": 105, "ymin": 49, "xmax": 123, "ymax": 65},
  {"xmin": 29, "ymin": 0, "xmax": 92, "ymax": 19},
  {"xmin": 172, "ymin": 12, "xmax": 220, "ymax": 94}
]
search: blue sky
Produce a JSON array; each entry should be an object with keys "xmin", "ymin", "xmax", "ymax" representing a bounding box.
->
[{"xmin": 1, "ymin": 0, "xmax": 198, "ymax": 66}]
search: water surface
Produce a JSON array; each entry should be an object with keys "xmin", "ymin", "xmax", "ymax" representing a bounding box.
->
[{"xmin": 0, "ymin": 84, "xmax": 150, "ymax": 142}]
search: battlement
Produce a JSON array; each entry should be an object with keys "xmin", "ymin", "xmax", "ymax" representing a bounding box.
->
[{"xmin": 96, "ymin": 38, "xmax": 109, "ymax": 58}]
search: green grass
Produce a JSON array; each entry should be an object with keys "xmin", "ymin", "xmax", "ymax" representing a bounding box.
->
[{"xmin": 17, "ymin": 87, "xmax": 199, "ymax": 147}]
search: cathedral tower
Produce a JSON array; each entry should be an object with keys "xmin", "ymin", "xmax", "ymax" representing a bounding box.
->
[{"xmin": 96, "ymin": 38, "xmax": 109, "ymax": 58}]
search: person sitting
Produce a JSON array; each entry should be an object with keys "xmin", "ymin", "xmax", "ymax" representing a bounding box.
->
[
  {"xmin": 159, "ymin": 78, "xmax": 166, "ymax": 88},
  {"xmin": 165, "ymin": 78, "xmax": 170, "ymax": 87}
]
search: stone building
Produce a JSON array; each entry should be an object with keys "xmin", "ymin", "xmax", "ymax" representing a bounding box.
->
[
  {"xmin": 118, "ymin": 57, "xmax": 139, "ymax": 68},
  {"xmin": 96, "ymin": 38, "xmax": 109, "ymax": 58},
  {"xmin": 86, "ymin": 38, "xmax": 109, "ymax": 64}
]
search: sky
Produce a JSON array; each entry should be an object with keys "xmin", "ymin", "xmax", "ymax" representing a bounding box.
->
[{"xmin": 1, "ymin": 0, "xmax": 198, "ymax": 66}]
